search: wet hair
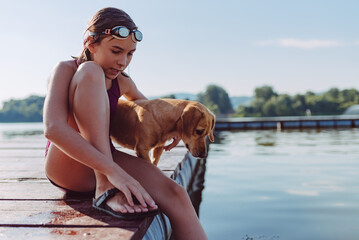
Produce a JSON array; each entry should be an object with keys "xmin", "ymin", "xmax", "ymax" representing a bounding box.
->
[{"xmin": 77, "ymin": 7, "xmax": 137, "ymax": 65}]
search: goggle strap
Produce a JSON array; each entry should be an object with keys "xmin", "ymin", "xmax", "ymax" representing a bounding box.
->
[{"xmin": 104, "ymin": 29, "xmax": 111, "ymax": 34}]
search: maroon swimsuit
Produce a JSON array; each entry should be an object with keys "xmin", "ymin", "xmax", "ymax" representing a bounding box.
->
[{"xmin": 107, "ymin": 76, "xmax": 121, "ymax": 152}]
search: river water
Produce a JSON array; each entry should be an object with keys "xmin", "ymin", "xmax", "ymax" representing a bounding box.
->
[{"xmin": 200, "ymin": 129, "xmax": 359, "ymax": 240}]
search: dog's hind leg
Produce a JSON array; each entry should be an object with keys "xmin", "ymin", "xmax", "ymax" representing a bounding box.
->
[{"xmin": 151, "ymin": 146, "xmax": 164, "ymax": 166}]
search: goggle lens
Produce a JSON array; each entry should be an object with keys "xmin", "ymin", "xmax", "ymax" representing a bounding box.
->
[
  {"xmin": 112, "ymin": 26, "xmax": 142, "ymax": 42},
  {"xmin": 115, "ymin": 27, "xmax": 130, "ymax": 37},
  {"xmin": 133, "ymin": 31, "xmax": 143, "ymax": 42}
]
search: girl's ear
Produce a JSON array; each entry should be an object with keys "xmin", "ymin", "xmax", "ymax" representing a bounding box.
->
[{"xmin": 86, "ymin": 37, "xmax": 97, "ymax": 53}]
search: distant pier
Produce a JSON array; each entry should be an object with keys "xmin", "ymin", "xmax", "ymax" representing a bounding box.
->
[{"xmin": 215, "ymin": 115, "xmax": 359, "ymax": 130}]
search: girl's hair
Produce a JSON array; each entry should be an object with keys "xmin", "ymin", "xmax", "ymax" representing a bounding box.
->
[{"xmin": 77, "ymin": 7, "xmax": 137, "ymax": 65}]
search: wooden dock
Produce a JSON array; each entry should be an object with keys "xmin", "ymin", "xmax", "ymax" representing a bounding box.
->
[
  {"xmin": 0, "ymin": 132, "xmax": 204, "ymax": 240},
  {"xmin": 215, "ymin": 115, "xmax": 359, "ymax": 131}
]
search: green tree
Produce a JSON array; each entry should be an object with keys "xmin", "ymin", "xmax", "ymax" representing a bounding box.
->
[
  {"xmin": 276, "ymin": 94, "xmax": 294, "ymax": 116},
  {"xmin": 292, "ymin": 94, "xmax": 307, "ymax": 115},
  {"xmin": 327, "ymin": 88, "xmax": 340, "ymax": 100},
  {"xmin": 0, "ymin": 95, "xmax": 45, "ymax": 122},
  {"xmin": 161, "ymin": 94, "xmax": 176, "ymax": 99},
  {"xmin": 262, "ymin": 96, "xmax": 277, "ymax": 116},
  {"xmin": 254, "ymin": 85, "xmax": 277, "ymax": 101},
  {"xmin": 197, "ymin": 85, "xmax": 233, "ymax": 115}
]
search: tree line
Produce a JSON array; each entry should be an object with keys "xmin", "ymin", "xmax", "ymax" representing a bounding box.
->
[
  {"xmin": 1, "ymin": 85, "xmax": 358, "ymax": 122},
  {"xmin": 195, "ymin": 85, "xmax": 359, "ymax": 117},
  {"xmin": 0, "ymin": 95, "xmax": 45, "ymax": 122},
  {"xmin": 234, "ymin": 86, "xmax": 359, "ymax": 117}
]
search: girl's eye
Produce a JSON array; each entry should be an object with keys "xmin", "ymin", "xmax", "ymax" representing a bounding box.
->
[{"xmin": 112, "ymin": 50, "xmax": 120, "ymax": 54}]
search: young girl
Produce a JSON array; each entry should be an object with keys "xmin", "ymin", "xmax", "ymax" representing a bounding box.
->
[{"xmin": 43, "ymin": 7, "xmax": 208, "ymax": 239}]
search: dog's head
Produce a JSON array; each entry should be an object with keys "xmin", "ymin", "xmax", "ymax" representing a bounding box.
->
[{"xmin": 180, "ymin": 102, "xmax": 215, "ymax": 158}]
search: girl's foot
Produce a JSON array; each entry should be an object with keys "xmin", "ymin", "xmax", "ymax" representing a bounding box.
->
[{"xmin": 96, "ymin": 188, "xmax": 158, "ymax": 214}]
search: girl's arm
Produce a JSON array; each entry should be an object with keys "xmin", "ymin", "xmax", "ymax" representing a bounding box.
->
[
  {"xmin": 119, "ymin": 73, "xmax": 147, "ymax": 101},
  {"xmin": 43, "ymin": 61, "xmax": 154, "ymax": 207},
  {"xmin": 43, "ymin": 61, "xmax": 115, "ymax": 173}
]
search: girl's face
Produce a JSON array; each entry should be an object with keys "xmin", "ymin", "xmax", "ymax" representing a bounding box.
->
[{"xmin": 89, "ymin": 36, "xmax": 137, "ymax": 80}]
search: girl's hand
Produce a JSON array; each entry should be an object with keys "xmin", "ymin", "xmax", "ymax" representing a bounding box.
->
[
  {"xmin": 164, "ymin": 136, "xmax": 181, "ymax": 151},
  {"xmin": 105, "ymin": 165, "xmax": 157, "ymax": 209}
]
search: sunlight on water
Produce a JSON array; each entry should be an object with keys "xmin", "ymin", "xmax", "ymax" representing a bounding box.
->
[{"xmin": 200, "ymin": 129, "xmax": 359, "ymax": 240}]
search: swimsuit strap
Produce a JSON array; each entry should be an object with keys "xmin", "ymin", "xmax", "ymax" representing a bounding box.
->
[{"xmin": 107, "ymin": 77, "xmax": 121, "ymax": 98}]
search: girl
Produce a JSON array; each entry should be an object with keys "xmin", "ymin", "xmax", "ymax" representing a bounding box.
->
[{"xmin": 43, "ymin": 7, "xmax": 208, "ymax": 239}]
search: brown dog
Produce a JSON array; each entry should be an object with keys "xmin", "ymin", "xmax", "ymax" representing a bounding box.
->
[{"xmin": 110, "ymin": 98, "xmax": 215, "ymax": 165}]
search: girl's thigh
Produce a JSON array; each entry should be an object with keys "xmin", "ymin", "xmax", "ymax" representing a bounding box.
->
[{"xmin": 45, "ymin": 146, "xmax": 96, "ymax": 192}]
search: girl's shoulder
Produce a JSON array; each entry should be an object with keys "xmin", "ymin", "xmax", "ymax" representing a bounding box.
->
[
  {"xmin": 55, "ymin": 59, "xmax": 78, "ymax": 74},
  {"xmin": 117, "ymin": 72, "xmax": 132, "ymax": 85},
  {"xmin": 116, "ymin": 72, "xmax": 132, "ymax": 96}
]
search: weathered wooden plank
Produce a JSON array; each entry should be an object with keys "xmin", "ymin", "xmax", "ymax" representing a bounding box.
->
[
  {"xmin": 157, "ymin": 147, "xmax": 187, "ymax": 170},
  {"xmin": 0, "ymin": 159, "xmax": 43, "ymax": 169},
  {"xmin": 0, "ymin": 199, "xmax": 154, "ymax": 240},
  {"xmin": 0, "ymin": 170, "xmax": 45, "ymax": 180},
  {"xmin": 0, "ymin": 149, "xmax": 45, "ymax": 158},
  {"xmin": 0, "ymin": 174, "xmax": 176, "ymax": 200},
  {"xmin": 0, "ymin": 140, "xmax": 47, "ymax": 149},
  {"xmin": 0, "ymin": 157, "xmax": 45, "ymax": 180},
  {"xmin": 0, "ymin": 226, "xmax": 136, "ymax": 240},
  {"xmin": 0, "ymin": 200, "xmax": 153, "ymax": 228},
  {"xmin": 0, "ymin": 181, "xmax": 65, "ymax": 199}
]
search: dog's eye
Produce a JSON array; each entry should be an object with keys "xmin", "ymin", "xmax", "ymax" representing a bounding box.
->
[{"xmin": 196, "ymin": 129, "xmax": 204, "ymax": 135}]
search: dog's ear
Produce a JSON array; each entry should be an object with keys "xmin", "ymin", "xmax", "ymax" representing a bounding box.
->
[
  {"xmin": 181, "ymin": 105, "xmax": 203, "ymax": 138},
  {"xmin": 208, "ymin": 113, "xmax": 215, "ymax": 142}
]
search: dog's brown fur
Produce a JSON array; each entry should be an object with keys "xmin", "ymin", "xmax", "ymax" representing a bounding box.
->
[{"xmin": 110, "ymin": 98, "xmax": 215, "ymax": 165}]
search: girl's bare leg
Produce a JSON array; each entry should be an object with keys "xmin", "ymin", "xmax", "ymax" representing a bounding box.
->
[
  {"xmin": 113, "ymin": 150, "xmax": 208, "ymax": 240},
  {"xmin": 45, "ymin": 64, "xmax": 147, "ymax": 213},
  {"xmin": 70, "ymin": 65, "xmax": 153, "ymax": 213}
]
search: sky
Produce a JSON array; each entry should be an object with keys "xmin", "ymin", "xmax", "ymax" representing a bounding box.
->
[{"xmin": 0, "ymin": 0, "xmax": 358, "ymax": 104}]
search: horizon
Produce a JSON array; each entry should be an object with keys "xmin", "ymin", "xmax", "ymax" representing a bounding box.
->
[{"xmin": 1, "ymin": 0, "xmax": 358, "ymax": 104}]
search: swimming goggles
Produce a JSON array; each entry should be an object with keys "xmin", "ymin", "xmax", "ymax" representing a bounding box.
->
[{"xmin": 89, "ymin": 26, "xmax": 143, "ymax": 42}]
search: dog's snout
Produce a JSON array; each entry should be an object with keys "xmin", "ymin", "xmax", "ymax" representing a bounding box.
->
[
  {"xmin": 192, "ymin": 150, "xmax": 207, "ymax": 159},
  {"xmin": 198, "ymin": 151, "xmax": 207, "ymax": 158}
]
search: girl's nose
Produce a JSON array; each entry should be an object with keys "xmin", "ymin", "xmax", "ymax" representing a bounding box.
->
[{"xmin": 117, "ymin": 56, "xmax": 127, "ymax": 68}]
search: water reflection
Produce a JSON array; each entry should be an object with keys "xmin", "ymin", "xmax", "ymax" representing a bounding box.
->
[
  {"xmin": 3, "ymin": 130, "xmax": 43, "ymax": 138},
  {"xmin": 0, "ymin": 122, "xmax": 44, "ymax": 139},
  {"xmin": 200, "ymin": 129, "xmax": 359, "ymax": 240},
  {"xmin": 188, "ymin": 158, "xmax": 206, "ymax": 216},
  {"xmin": 255, "ymin": 132, "xmax": 277, "ymax": 147}
]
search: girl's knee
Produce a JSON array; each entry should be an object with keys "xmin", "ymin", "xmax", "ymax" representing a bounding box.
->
[
  {"xmin": 167, "ymin": 181, "xmax": 188, "ymax": 202},
  {"xmin": 70, "ymin": 61, "xmax": 108, "ymax": 105},
  {"xmin": 73, "ymin": 61, "xmax": 105, "ymax": 86}
]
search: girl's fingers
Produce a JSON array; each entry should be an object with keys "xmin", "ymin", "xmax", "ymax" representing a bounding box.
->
[
  {"xmin": 129, "ymin": 186, "xmax": 148, "ymax": 208},
  {"xmin": 130, "ymin": 184, "xmax": 157, "ymax": 209},
  {"xmin": 139, "ymin": 187, "xmax": 157, "ymax": 209},
  {"xmin": 110, "ymin": 171, "xmax": 157, "ymax": 209},
  {"xmin": 119, "ymin": 187, "xmax": 134, "ymax": 207}
]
